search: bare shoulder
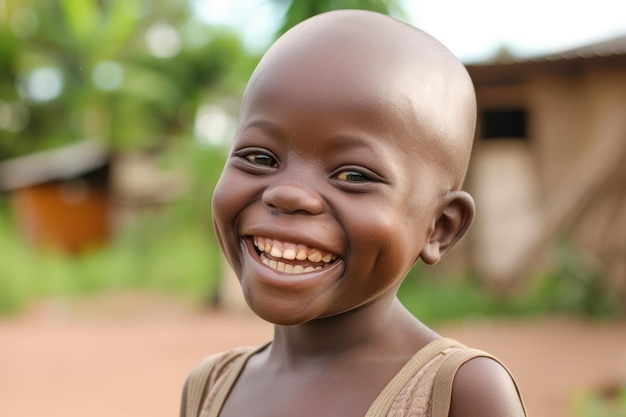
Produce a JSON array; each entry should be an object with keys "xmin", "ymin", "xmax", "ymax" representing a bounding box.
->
[{"xmin": 449, "ymin": 356, "xmax": 526, "ymax": 417}]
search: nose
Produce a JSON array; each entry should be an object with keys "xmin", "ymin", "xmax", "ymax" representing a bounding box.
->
[{"xmin": 262, "ymin": 183, "xmax": 325, "ymax": 215}]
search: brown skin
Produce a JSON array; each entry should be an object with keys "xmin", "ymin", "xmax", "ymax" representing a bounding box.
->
[{"xmin": 208, "ymin": 10, "xmax": 525, "ymax": 417}]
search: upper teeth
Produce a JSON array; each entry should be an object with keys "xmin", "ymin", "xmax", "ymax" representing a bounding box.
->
[
  {"xmin": 253, "ymin": 236, "xmax": 336, "ymax": 264},
  {"xmin": 259, "ymin": 254, "xmax": 320, "ymax": 273}
]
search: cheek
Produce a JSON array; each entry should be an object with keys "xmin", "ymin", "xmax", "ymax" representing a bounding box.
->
[
  {"xmin": 211, "ymin": 176, "xmax": 230, "ymax": 235},
  {"xmin": 212, "ymin": 168, "xmax": 249, "ymax": 224},
  {"xmin": 348, "ymin": 206, "xmax": 421, "ymax": 277},
  {"xmin": 211, "ymin": 171, "xmax": 248, "ymax": 254}
]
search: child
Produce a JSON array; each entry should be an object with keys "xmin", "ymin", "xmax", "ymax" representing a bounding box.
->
[{"xmin": 181, "ymin": 9, "xmax": 526, "ymax": 417}]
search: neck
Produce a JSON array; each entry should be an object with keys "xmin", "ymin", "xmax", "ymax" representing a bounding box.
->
[{"xmin": 266, "ymin": 297, "xmax": 437, "ymax": 365}]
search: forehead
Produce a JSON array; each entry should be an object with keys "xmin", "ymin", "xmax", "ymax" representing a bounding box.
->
[
  {"xmin": 242, "ymin": 55, "xmax": 416, "ymax": 138},
  {"xmin": 244, "ymin": 16, "xmax": 424, "ymax": 111},
  {"xmin": 238, "ymin": 63, "xmax": 427, "ymax": 172},
  {"xmin": 236, "ymin": 11, "xmax": 476, "ymax": 185},
  {"xmin": 240, "ymin": 30, "xmax": 431, "ymax": 148}
]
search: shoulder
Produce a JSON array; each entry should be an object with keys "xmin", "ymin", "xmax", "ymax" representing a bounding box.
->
[
  {"xmin": 449, "ymin": 355, "xmax": 526, "ymax": 417},
  {"xmin": 180, "ymin": 346, "xmax": 262, "ymax": 417}
]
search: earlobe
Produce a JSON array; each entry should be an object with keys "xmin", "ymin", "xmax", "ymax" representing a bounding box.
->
[{"xmin": 420, "ymin": 191, "xmax": 475, "ymax": 265}]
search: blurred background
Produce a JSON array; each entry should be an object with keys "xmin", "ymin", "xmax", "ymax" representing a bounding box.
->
[{"xmin": 0, "ymin": 1, "xmax": 625, "ymax": 416}]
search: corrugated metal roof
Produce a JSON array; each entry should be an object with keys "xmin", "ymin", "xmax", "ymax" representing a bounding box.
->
[
  {"xmin": 0, "ymin": 139, "xmax": 109, "ymax": 191},
  {"xmin": 534, "ymin": 33, "xmax": 626, "ymax": 61},
  {"xmin": 469, "ymin": 33, "xmax": 626, "ymax": 67}
]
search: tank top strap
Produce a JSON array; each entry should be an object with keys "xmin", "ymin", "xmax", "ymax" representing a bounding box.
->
[
  {"xmin": 365, "ymin": 337, "xmax": 462, "ymax": 417},
  {"xmin": 185, "ymin": 344, "xmax": 267, "ymax": 417},
  {"xmin": 201, "ymin": 346, "xmax": 262, "ymax": 417}
]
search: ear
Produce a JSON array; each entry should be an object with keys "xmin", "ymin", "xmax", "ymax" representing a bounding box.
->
[{"xmin": 420, "ymin": 191, "xmax": 475, "ymax": 265}]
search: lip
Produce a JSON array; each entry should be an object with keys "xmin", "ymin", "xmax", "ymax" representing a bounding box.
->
[
  {"xmin": 241, "ymin": 238, "xmax": 345, "ymax": 289},
  {"xmin": 241, "ymin": 222, "xmax": 344, "ymax": 258}
]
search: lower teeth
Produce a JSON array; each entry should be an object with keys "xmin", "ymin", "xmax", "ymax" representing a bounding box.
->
[{"xmin": 260, "ymin": 254, "xmax": 322, "ymax": 273}]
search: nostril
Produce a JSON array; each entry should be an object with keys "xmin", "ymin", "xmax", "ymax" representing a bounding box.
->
[{"xmin": 262, "ymin": 183, "xmax": 325, "ymax": 215}]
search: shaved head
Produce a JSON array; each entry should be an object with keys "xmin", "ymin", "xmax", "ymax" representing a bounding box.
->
[
  {"xmin": 241, "ymin": 9, "xmax": 476, "ymax": 190},
  {"xmin": 213, "ymin": 10, "xmax": 479, "ymax": 324}
]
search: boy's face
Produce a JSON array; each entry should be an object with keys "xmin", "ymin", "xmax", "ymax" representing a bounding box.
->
[
  {"xmin": 211, "ymin": 13, "xmax": 475, "ymax": 325},
  {"xmin": 212, "ymin": 45, "xmax": 450, "ymax": 326}
]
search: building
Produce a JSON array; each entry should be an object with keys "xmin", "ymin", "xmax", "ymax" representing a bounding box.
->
[
  {"xmin": 0, "ymin": 139, "xmax": 189, "ymax": 255},
  {"xmin": 0, "ymin": 139, "xmax": 111, "ymax": 254},
  {"xmin": 463, "ymin": 34, "xmax": 626, "ymax": 300}
]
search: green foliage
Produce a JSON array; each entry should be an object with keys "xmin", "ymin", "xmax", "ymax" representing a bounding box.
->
[
  {"xmin": 572, "ymin": 386, "xmax": 626, "ymax": 417},
  {"xmin": 398, "ymin": 242, "xmax": 621, "ymax": 325},
  {"xmin": 0, "ymin": 149, "xmax": 221, "ymax": 316},
  {"xmin": 398, "ymin": 266, "xmax": 543, "ymax": 325},
  {"xmin": 0, "ymin": 0, "xmax": 254, "ymax": 159},
  {"xmin": 535, "ymin": 242, "xmax": 621, "ymax": 317},
  {"xmin": 0, "ymin": 139, "xmax": 229, "ymax": 315},
  {"xmin": 273, "ymin": 0, "xmax": 407, "ymax": 39},
  {"xmin": 0, "ymin": 199, "xmax": 220, "ymax": 315}
]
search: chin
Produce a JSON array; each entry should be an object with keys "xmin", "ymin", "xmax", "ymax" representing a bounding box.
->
[{"xmin": 243, "ymin": 292, "xmax": 320, "ymax": 326}]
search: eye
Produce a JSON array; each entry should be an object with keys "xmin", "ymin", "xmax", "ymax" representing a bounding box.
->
[
  {"xmin": 330, "ymin": 165, "xmax": 388, "ymax": 191},
  {"xmin": 334, "ymin": 170, "xmax": 370, "ymax": 182},
  {"xmin": 245, "ymin": 152, "xmax": 277, "ymax": 167}
]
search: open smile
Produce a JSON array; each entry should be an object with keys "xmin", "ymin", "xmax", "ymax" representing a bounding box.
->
[{"xmin": 252, "ymin": 236, "xmax": 339, "ymax": 274}]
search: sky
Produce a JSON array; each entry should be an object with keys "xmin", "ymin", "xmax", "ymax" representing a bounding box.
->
[{"xmin": 193, "ymin": 0, "xmax": 626, "ymax": 63}]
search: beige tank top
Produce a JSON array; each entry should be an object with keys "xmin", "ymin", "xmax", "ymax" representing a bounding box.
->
[{"xmin": 183, "ymin": 338, "xmax": 526, "ymax": 417}]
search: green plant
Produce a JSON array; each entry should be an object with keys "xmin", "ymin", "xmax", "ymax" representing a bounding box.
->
[
  {"xmin": 572, "ymin": 386, "xmax": 626, "ymax": 417},
  {"xmin": 398, "ymin": 265, "xmax": 543, "ymax": 325},
  {"xmin": 0, "ymin": 0, "xmax": 254, "ymax": 160},
  {"xmin": 397, "ymin": 241, "xmax": 622, "ymax": 325},
  {"xmin": 535, "ymin": 242, "xmax": 620, "ymax": 317},
  {"xmin": 273, "ymin": 0, "xmax": 407, "ymax": 38},
  {"xmin": 0, "ymin": 192, "xmax": 221, "ymax": 315}
]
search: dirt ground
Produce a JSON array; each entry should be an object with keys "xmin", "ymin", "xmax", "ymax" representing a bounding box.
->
[{"xmin": 1, "ymin": 292, "xmax": 625, "ymax": 417}]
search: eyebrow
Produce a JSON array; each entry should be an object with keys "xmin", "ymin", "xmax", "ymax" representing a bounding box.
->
[
  {"xmin": 240, "ymin": 119, "xmax": 288, "ymax": 142},
  {"xmin": 241, "ymin": 119, "xmax": 379, "ymax": 151},
  {"xmin": 328, "ymin": 134, "xmax": 379, "ymax": 153}
]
